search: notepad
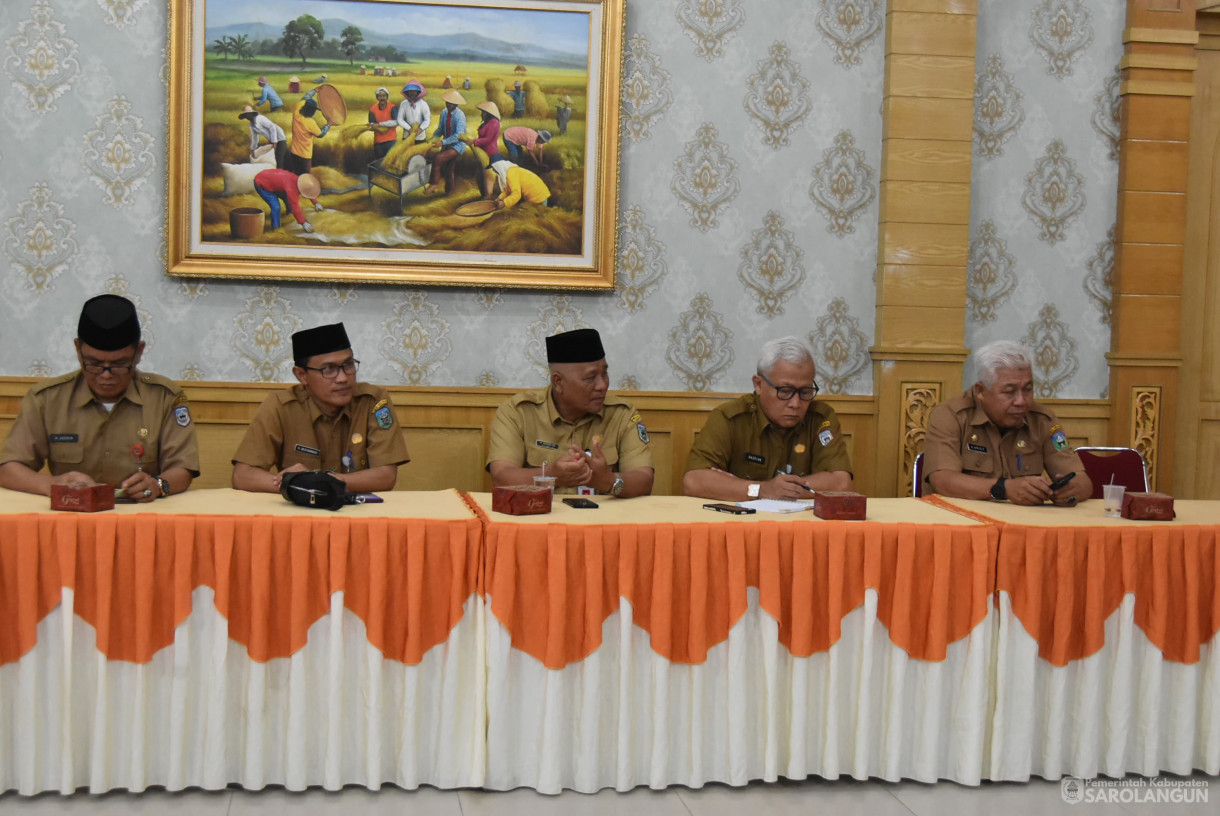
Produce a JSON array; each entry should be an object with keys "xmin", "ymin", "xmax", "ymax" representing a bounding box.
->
[{"xmin": 737, "ymin": 499, "xmax": 815, "ymax": 513}]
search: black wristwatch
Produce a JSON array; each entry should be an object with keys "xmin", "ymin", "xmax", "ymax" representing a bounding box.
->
[
  {"xmin": 990, "ymin": 477, "xmax": 1006, "ymax": 501},
  {"xmin": 154, "ymin": 475, "xmax": 171, "ymax": 498}
]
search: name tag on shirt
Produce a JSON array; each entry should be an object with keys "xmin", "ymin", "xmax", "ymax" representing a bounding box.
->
[
  {"xmin": 745, "ymin": 452, "xmax": 765, "ymax": 465},
  {"xmin": 295, "ymin": 444, "xmax": 321, "ymax": 456},
  {"xmin": 967, "ymin": 443, "xmax": 988, "ymax": 453},
  {"xmin": 50, "ymin": 434, "xmax": 79, "ymax": 443},
  {"xmin": 535, "ymin": 440, "xmax": 559, "ymax": 450}
]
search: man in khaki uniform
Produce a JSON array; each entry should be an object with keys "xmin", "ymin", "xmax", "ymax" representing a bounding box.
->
[
  {"xmin": 923, "ymin": 339, "xmax": 1092, "ymax": 505},
  {"xmin": 684, "ymin": 336, "xmax": 852, "ymax": 502},
  {"xmin": 0, "ymin": 294, "xmax": 199, "ymax": 501},
  {"xmin": 486, "ymin": 328, "xmax": 654, "ymax": 497},
  {"xmin": 231, "ymin": 323, "xmax": 410, "ymax": 493}
]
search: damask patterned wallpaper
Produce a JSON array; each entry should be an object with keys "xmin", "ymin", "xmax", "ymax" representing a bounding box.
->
[
  {"xmin": 968, "ymin": 0, "xmax": 1122, "ymax": 398},
  {"xmin": 1, "ymin": 0, "xmax": 1116, "ymax": 399}
]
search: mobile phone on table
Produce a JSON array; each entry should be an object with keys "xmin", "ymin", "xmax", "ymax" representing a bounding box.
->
[
  {"xmin": 1048, "ymin": 472, "xmax": 1075, "ymax": 492},
  {"xmin": 348, "ymin": 493, "xmax": 384, "ymax": 504},
  {"xmin": 563, "ymin": 497, "xmax": 599, "ymax": 509},
  {"xmin": 703, "ymin": 503, "xmax": 756, "ymax": 515}
]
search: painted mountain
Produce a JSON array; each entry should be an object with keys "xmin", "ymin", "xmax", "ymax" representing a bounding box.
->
[{"xmin": 206, "ymin": 17, "xmax": 587, "ymax": 68}]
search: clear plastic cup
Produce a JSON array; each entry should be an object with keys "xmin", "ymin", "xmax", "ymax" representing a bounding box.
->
[
  {"xmin": 1102, "ymin": 484, "xmax": 1126, "ymax": 517},
  {"xmin": 533, "ymin": 475, "xmax": 557, "ymax": 492}
]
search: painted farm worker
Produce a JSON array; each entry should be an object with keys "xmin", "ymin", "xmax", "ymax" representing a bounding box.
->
[
  {"xmin": 501, "ymin": 126, "xmax": 550, "ymax": 168},
  {"xmin": 286, "ymin": 89, "xmax": 330, "ymax": 175},
  {"xmin": 486, "ymin": 329, "xmax": 653, "ymax": 497},
  {"xmin": 489, "ymin": 159, "xmax": 552, "ymax": 209},
  {"xmin": 239, "ymin": 105, "xmax": 287, "ymax": 169},
  {"xmin": 442, "ymin": 74, "xmax": 453, "ymax": 89},
  {"xmin": 923, "ymin": 340, "xmax": 1092, "ymax": 506},
  {"xmin": 463, "ymin": 76, "xmax": 472, "ymax": 90},
  {"xmin": 683, "ymin": 336, "xmax": 853, "ymax": 501},
  {"xmin": 232, "ymin": 323, "xmax": 410, "ymax": 494},
  {"xmin": 396, "ymin": 80, "xmax": 431, "ymax": 144},
  {"xmin": 254, "ymin": 76, "xmax": 283, "ymax": 112},
  {"xmin": 0, "ymin": 295, "xmax": 200, "ymax": 501},
  {"xmin": 555, "ymin": 94, "xmax": 573, "ymax": 136},
  {"xmin": 462, "ymin": 101, "xmax": 502, "ymax": 199},
  {"xmin": 423, "ymin": 90, "xmax": 468, "ymax": 196},
  {"xmin": 507, "ymin": 79, "xmax": 526, "ymax": 119},
  {"xmin": 368, "ymin": 86, "xmax": 399, "ymax": 161},
  {"xmin": 253, "ymin": 169, "xmax": 322, "ymax": 233}
]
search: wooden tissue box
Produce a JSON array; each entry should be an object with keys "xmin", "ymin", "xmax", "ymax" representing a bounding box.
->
[
  {"xmin": 492, "ymin": 484, "xmax": 553, "ymax": 515},
  {"xmin": 813, "ymin": 491, "xmax": 867, "ymax": 520},
  {"xmin": 1120, "ymin": 491, "xmax": 1175, "ymax": 521},
  {"xmin": 50, "ymin": 483, "xmax": 115, "ymax": 513}
]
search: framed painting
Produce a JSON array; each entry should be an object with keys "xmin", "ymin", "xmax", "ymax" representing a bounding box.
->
[{"xmin": 167, "ymin": 0, "xmax": 624, "ymax": 289}]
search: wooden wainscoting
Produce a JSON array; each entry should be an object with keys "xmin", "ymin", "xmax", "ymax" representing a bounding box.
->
[{"xmin": 0, "ymin": 378, "xmax": 1114, "ymax": 497}]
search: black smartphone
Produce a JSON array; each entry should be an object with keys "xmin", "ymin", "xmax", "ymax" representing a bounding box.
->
[
  {"xmin": 1049, "ymin": 472, "xmax": 1076, "ymax": 491},
  {"xmin": 703, "ymin": 503, "xmax": 756, "ymax": 515},
  {"xmin": 563, "ymin": 497, "xmax": 599, "ymax": 509}
]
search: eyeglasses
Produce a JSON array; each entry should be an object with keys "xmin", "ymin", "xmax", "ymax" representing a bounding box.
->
[
  {"xmin": 82, "ymin": 361, "xmax": 134, "ymax": 376},
  {"xmin": 759, "ymin": 372, "xmax": 819, "ymax": 401},
  {"xmin": 301, "ymin": 359, "xmax": 359, "ymax": 379}
]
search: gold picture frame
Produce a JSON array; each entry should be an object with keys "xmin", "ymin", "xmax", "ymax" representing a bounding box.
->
[{"xmin": 167, "ymin": 0, "xmax": 624, "ymax": 289}]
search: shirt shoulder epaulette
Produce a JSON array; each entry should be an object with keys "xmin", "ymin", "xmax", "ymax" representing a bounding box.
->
[
  {"xmin": 27, "ymin": 371, "xmax": 79, "ymax": 396},
  {"xmin": 137, "ymin": 371, "xmax": 186, "ymax": 397},
  {"xmin": 508, "ymin": 388, "xmax": 548, "ymax": 408},
  {"xmin": 718, "ymin": 394, "xmax": 754, "ymax": 420}
]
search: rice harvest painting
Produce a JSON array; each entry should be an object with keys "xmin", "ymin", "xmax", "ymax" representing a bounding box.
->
[{"xmin": 167, "ymin": 0, "xmax": 624, "ymax": 288}]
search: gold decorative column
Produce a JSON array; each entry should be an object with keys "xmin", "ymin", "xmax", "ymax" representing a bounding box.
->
[
  {"xmin": 872, "ymin": 0, "xmax": 976, "ymax": 495},
  {"xmin": 1110, "ymin": 0, "xmax": 1196, "ymax": 493}
]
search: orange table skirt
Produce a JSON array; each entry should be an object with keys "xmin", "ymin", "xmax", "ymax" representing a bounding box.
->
[
  {"xmin": 481, "ymin": 515, "xmax": 997, "ymax": 669},
  {"xmin": 927, "ymin": 496, "xmax": 1220, "ymax": 665},
  {"xmin": 0, "ymin": 512, "xmax": 481, "ymax": 666}
]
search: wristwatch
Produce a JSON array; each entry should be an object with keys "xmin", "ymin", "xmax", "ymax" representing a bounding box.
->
[
  {"xmin": 747, "ymin": 483, "xmax": 761, "ymax": 498},
  {"xmin": 610, "ymin": 473, "xmax": 625, "ymax": 497},
  {"xmin": 154, "ymin": 475, "xmax": 171, "ymax": 498},
  {"xmin": 990, "ymin": 477, "xmax": 1006, "ymax": 501}
]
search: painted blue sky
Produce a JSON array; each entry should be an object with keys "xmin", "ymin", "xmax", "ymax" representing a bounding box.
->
[{"xmin": 206, "ymin": 0, "xmax": 590, "ymax": 54}]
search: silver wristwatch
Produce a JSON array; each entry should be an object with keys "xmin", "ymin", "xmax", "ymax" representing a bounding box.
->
[
  {"xmin": 747, "ymin": 483, "xmax": 761, "ymax": 498},
  {"xmin": 610, "ymin": 473, "xmax": 625, "ymax": 497}
]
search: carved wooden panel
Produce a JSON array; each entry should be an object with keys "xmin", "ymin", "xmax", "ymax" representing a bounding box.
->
[
  {"xmin": 1130, "ymin": 386, "xmax": 1162, "ymax": 491},
  {"xmin": 902, "ymin": 382, "xmax": 942, "ymax": 496}
]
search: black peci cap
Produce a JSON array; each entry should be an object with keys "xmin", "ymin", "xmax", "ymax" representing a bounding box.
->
[
  {"xmin": 77, "ymin": 295, "xmax": 141, "ymax": 351},
  {"xmin": 292, "ymin": 323, "xmax": 351, "ymax": 364},
  {"xmin": 546, "ymin": 328, "xmax": 605, "ymax": 364}
]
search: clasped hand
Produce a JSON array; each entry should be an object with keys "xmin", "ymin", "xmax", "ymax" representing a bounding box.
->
[
  {"xmin": 759, "ymin": 473, "xmax": 814, "ymax": 501},
  {"xmin": 549, "ymin": 439, "xmax": 610, "ymax": 490}
]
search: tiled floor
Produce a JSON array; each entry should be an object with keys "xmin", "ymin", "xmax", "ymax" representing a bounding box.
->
[{"xmin": 2, "ymin": 774, "xmax": 1214, "ymax": 815}]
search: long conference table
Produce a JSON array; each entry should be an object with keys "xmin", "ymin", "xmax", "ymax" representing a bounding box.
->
[{"xmin": 0, "ymin": 488, "xmax": 1215, "ymax": 795}]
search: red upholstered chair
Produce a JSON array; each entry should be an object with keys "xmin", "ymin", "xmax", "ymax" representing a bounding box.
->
[
  {"xmin": 912, "ymin": 452, "xmax": 925, "ymax": 498},
  {"xmin": 1074, "ymin": 447, "xmax": 1149, "ymax": 499}
]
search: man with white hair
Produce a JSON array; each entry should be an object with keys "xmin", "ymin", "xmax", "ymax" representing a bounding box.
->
[
  {"xmin": 923, "ymin": 340, "xmax": 1092, "ymax": 505},
  {"xmin": 683, "ymin": 336, "xmax": 853, "ymax": 501}
]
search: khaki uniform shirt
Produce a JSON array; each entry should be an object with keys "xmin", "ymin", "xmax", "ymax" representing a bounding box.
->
[
  {"xmin": 0, "ymin": 370, "xmax": 200, "ymax": 485},
  {"xmin": 923, "ymin": 389, "xmax": 1083, "ymax": 486},
  {"xmin": 685, "ymin": 393, "xmax": 853, "ymax": 480},
  {"xmin": 486, "ymin": 387, "xmax": 653, "ymax": 494},
  {"xmin": 232, "ymin": 383, "xmax": 410, "ymax": 473}
]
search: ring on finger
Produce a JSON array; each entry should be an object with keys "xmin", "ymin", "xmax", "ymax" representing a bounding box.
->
[{"xmin": 142, "ymin": 488, "xmax": 152, "ymax": 498}]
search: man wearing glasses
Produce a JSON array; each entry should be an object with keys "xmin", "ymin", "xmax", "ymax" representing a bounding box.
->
[
  {"xmin": 683, "ymin": 336, "xmax": 853, "ymax": 501},
  {"xmin": 0, "ymin": 294, "xmax": 200, "ymax": 501},
  {"xmin": 231, "ymin": 323, "xmax": 409, "ymax": 493}
]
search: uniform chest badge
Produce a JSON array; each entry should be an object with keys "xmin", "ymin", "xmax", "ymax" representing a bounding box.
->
[
  {"xmin": 351, "ymin": 433, "xmax": 363, "ymax": 445},
  {"xmin": 794, "ymin": 443, "xmax": 806, "ymax": 454},
  {"xmin": 1016, "ymin": 439, "xmax": 1026, "ymax": 449},
  {"xmin": 374, "ymin": 405, "xmax": 394, "ymax": 430},
  {"xmin": 138, "ymin": 427, "xmax": 149, "ymax": 439},
  {"xmin": 174, "ymin": 406, "xmax": 192, "ymax": 427},
  {"xmin": 818, "ymin": 428, "xmax": 834, "ymax": 447},
  {"xmin": 637, "ymin": 423, "xmax": 650, "ymax": 444}
]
